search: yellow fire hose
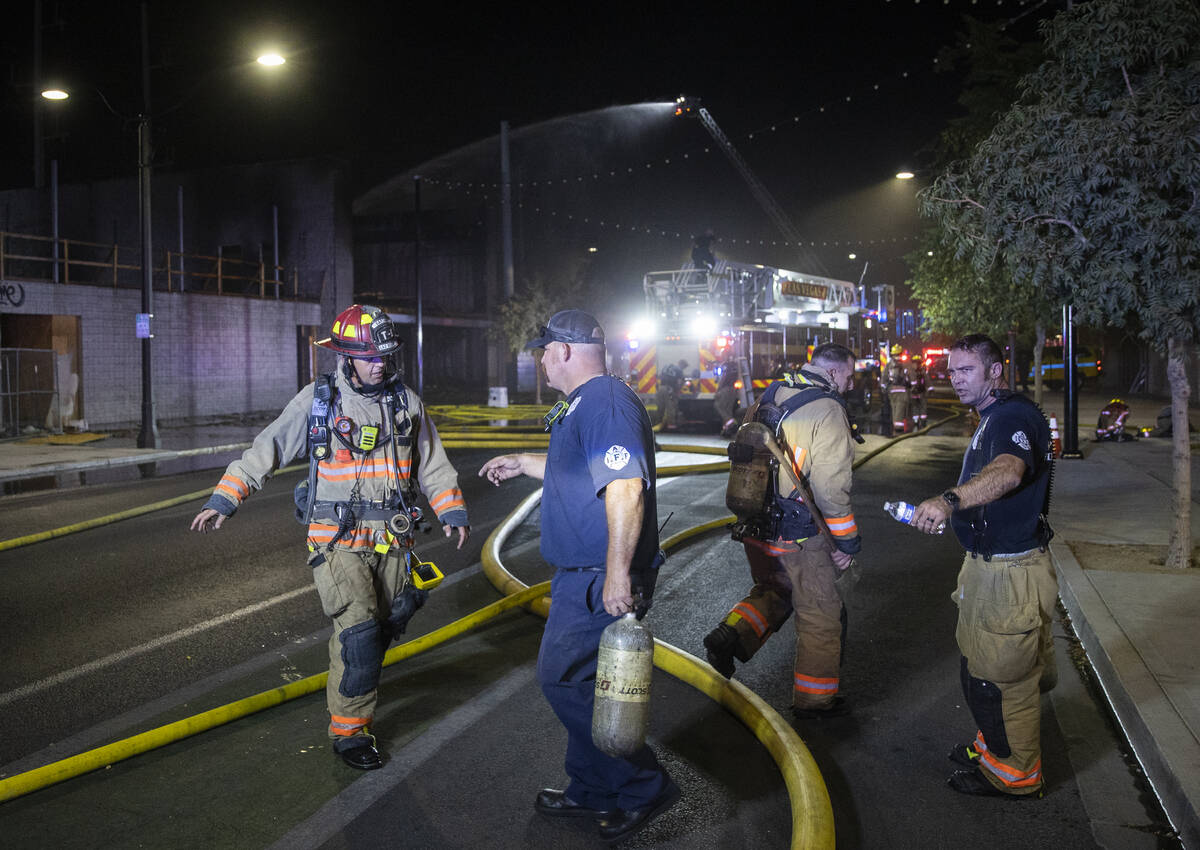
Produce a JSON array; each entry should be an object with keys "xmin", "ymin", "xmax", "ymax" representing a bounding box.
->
[
  {"xmin": 480, "ymin": 493, "xmax": 836, "ymax": 850},
  {"xmin": 0, "ymin": 581, "xmax": 551, "ymax": 804}
]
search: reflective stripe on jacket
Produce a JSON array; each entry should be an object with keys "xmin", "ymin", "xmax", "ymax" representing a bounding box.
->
[{"xmin": 207, "ymin": 368, "xmax": 467, "ymax": 549}]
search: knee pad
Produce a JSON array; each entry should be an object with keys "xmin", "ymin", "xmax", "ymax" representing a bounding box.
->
[
  {"xmin": 339, "ymin": 620, "xmax": 384, "ymax": 698},
  {"xmin": 386, "ymin": 586, "xmax": 429, "ymax": 638},
  {"xmin": 960, "ymin": 656, "xmax": 1011, "ymax": 758}
]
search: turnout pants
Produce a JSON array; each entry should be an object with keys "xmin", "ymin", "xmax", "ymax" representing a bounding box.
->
[
  {"xmin": 721, "ymin": 536, "xmax": 845, "ymax": 709},
  {"xmin": 889, "ymin": 387, "xmax": 910, "ymax": 433},
  {"xmin": 310, "ymin": 547, "xmax": 408, "ymax": 741},
  {"xmin": 657, "ymin": 388, "xmax": 680, "ymax": 428},
  {"xmin": 952, "ymin": 548, "xmax": 1058, "ymax": 795},
  {"xmin": 537, "ymin": 568, "xmax": 670, "ymax": 811}
]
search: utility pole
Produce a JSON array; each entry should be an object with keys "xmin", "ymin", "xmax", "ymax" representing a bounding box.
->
[{"xmin": 136, "ymin": 1, "xmax": 158, "ymax": 449}]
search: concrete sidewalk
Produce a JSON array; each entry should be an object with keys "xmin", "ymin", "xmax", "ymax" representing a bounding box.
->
[{"xmin": 2, "ymin": 392, "xmax": 1199, "ymax": 846}]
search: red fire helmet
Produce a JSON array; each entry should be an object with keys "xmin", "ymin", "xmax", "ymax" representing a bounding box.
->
[{"xmin": 315, "ymin": 305, "xmax": 399, "ymax": 358}]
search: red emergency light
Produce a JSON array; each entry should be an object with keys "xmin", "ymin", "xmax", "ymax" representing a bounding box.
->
[{"xmin": 714, "ymin": 335, "xmax": 731, "ymax": 352}]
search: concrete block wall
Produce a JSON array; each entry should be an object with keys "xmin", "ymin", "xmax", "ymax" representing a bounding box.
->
[{"xmin": 2, "ymin": 279, "xmax": 320, "ymax": 429}]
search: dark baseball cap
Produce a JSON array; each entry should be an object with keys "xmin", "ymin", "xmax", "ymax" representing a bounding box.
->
[{"xmin": 524, "ymin": 309, "xmax": 605, "ymax": 349}]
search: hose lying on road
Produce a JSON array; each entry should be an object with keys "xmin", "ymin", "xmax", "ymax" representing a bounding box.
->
[
  {"xmin": 0, "ymin": 413, "xmax": 961, "ymax": 827},
  {"xmin": 480, "ymin": 490, "xmax": 836, "ymax": 850},
  {"xmin": 0, "ymin": 581, "xmax": 552, "ymax": 804}
]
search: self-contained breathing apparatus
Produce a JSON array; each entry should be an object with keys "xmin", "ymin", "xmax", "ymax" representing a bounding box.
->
[
  {"xmin": 293, "ymin": 372, "xmax": 445, "ymax": 592},
  {"xmin": 725, "ymin": 372, "xmax": 864, "ymax": 543}
]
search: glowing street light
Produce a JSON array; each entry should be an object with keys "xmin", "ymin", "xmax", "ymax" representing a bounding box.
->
[
  {"xmin": 256, "ymin": 53, "xmax": 286, "ymax": 67},
  {"xmin": 895, "ymin": 171, "xmax": 915, "ymax": 180},
  {"xmin": 41, "ymin": 88, "xmax": 69, "ymax": 100}
]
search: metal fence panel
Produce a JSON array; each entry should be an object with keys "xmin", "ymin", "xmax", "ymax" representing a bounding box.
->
[{"xmin": 0, "ymin": 348, "xmax": 61, "ymax": 438}]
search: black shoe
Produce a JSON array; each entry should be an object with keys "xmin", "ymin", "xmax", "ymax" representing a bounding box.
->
[
  {"xmin": 334, "ymin": 737, "xmax": 383, "ymax": 770},
  {"xmin": 791, "ymin": 696, "xmax": 851, "ymax": 720},
  {"xmin": 597, "ymin": 781, "xmax": 681, "ymax": 844},
  {"xmin": 947, "ymin": 743, "xmax": 981, "ymax": 768},
  {"xmin": 702, "ymin": 623, "xmax": 738, "ymax": 678},
  {"xmin": 534, "ymin": 788, "xmax": 614, "ymax": 819},
  {"xmin": 947, "ymin": 768, "xmax": 1042, "ymax": 799}
]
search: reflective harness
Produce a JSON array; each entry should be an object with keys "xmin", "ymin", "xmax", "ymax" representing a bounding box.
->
[
  {"xmin": 727, "ymin": 371, "xmax": 862, "ymax": 542},
  {"xmin": 297, "ymin": 373, "xmax": 423, "ymax": 549}
]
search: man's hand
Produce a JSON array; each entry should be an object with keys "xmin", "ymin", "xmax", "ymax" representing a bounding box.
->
[
  {"xmin": 443, "ymin": 524, "xmax": 470, "ymax": 549},
  {"xmin": 911, "ymin": 497, "xmax": 951, "ymax": 535},
  {"xmin": 602, "ymin": 569, "xmax": 634, "ymax": 617},
  {"xmin": 478, "ymin": 452, "xmax": 547, "ymax": 484},
  {"xmin": 831, "ymin": 549, "xmax": 854, "ymax": 569},
  {"xmin": 190, "ymin": 509, "xmax": 226, "ymax": 533}
]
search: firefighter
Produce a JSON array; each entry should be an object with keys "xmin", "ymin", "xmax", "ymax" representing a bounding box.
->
[
  {"xmin": 884, "ymin": 344, "xmax": 910, "ymax": 434},
  {"xmin": 713, "ymin": 357, "xmax": 739, "ymax": 437},
  {"xmin": 657, "ymin": 359, "xmax": 687, "ymax": 430},
  {"xmin": 909, "ymin": 354, "xmax": 928, "ymax": 430},
  {"xmin": 1095, "ymin": 398, "xmax": 1132, "ymax": 441},
  {"xmin": 704, "ymin": 344, "xmax": 862, "ymax": 719},
  {"xmin": 911, "ymin": 334, "xmax": 1055, "ymax": 799},
  {"xmin": 478, "ymin": 309, "xmax": 678, "ymax": 842},
  {"xmin": 189, "ymin": 304, "xmax": 470, "ymax": 771}
]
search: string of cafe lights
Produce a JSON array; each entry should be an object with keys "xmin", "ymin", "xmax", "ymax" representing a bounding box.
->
[
  {"xmin": 419, "ymin": 0, "xmax": 1051, "ymax": 196},
  {"xmin": 513, "ymin": 200, "xmax": 921, "ymax": 258}
]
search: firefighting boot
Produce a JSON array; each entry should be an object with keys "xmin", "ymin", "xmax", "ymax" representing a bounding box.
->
[{"xmin": 703, "ymin": 623, "xmax": 741, "ymax": 678}]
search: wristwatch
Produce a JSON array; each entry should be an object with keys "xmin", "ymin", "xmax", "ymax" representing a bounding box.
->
[{"xmin": 941, "ymin": 490, "xmax": 960, "ymax": 508}]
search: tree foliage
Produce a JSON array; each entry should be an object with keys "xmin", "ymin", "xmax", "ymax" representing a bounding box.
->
[
  {"xmin": 922, "ymin": 0, "xmax": 1200, "ymax": 569},
  {"xmin": 909, "ymin": 16, "xmax": 1054, "ymax": 349},
  {"xmin": 922, "ymin": 0, "xmax": 1200, "ymax": 350}
]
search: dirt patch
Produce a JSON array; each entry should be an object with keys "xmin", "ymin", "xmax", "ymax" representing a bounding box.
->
[{"xmin": 1067, "ymin": 540, "xmax": 1200, "ymax": 573}]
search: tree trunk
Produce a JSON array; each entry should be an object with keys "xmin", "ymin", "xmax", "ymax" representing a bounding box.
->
[
  {"xmin": 1033, "ymin": 321, "xmax": 1046, "ymax": 407},
  {"xmin": 1165, "ymin": 335, "xmax": 1192, "ymax": 569}
]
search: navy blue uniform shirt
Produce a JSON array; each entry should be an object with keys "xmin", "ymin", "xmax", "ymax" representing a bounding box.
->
[
  {"xmin": 952, "ymin": 393, "xmax": 1052, "ymax": 555},
  {"xmin": 540, "ymin": 375, "xmax": 659, "ymax": 570}
]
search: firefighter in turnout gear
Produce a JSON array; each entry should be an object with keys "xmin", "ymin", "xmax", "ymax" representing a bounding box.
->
[
  {"xmin": 704, "ymin": 344, "xmax": 863, "ymax": 719},
  {"xmin": 909, "ymin": 355, "xmax": 929, "ymax": 429},
  {"xmin": 911, "ymin": 334, "xmax": 1055, "ymax": 799},
  {"xmin": 190, "ymin": 304, "xmax": 469, "ymax": 771},
  {"xmin": 884, "ymin": 344, "xmax": 910, "ymax": 434}
]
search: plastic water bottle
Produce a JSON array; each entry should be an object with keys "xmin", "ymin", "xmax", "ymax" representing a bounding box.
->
[{"xmin": 884, "ymin": 500, "xmax": 945, "ymax": 534}]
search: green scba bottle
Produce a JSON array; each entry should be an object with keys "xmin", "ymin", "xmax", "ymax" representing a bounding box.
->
[{"xmin": 592, "ymin": 612, "xmax": 654, "ymax": 757}]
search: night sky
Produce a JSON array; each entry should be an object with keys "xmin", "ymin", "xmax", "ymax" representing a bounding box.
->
[{"xmin": 2, "ymin": 0, "xmax": 1063, "ymax": 303}]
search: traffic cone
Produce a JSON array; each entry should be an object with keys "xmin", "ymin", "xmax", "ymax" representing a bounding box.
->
[{"xmin": 1049, "ymin": 416, "xmax": 1062, "ymax": 458}]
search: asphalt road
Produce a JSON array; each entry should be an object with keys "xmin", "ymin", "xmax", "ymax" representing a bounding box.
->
[{"xmin": 0, "ymin": 433, "xmax": 1180, "ymax": 848}]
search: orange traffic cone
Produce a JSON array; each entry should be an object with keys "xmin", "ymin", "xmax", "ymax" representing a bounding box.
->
[{"xmin": 1049, "ymin": 416, "xmax": 1062, "ymax": 458}]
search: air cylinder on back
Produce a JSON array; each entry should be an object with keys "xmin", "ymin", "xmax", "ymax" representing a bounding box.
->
[{"xmin": 592, "ymin": 612, "xmax": 654, "ymax": 757}]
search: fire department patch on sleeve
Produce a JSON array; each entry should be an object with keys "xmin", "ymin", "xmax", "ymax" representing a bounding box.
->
[
  {"xmin": 604, "ymin": 445, "xmax": 631, "ymax": 470},
  {"xmin": 1012, "ymin": 430, "xmax": 1031, "ymax": 451}
]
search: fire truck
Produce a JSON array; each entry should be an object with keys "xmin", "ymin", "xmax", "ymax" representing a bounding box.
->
[{"xmin": 623, "ymin": 260, "xmax": 861, "ymax": 423}]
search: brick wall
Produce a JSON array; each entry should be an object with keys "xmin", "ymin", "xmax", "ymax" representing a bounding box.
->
[{"xmin": 1, "ymin": 280, "xmax": 321, "ymax": 429}]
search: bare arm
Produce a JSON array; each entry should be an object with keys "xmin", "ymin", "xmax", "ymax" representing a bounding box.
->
[
  {"xmin": 601, "ymin": 477, "xmax": 644, "ymax": 616},
  {"xmin": 912, "ymin": 453, "xmax": 1027, "ymax": 533},
  {"xmin": 478, "ymin": 452, "xmax": 547, "ymax": 484}
]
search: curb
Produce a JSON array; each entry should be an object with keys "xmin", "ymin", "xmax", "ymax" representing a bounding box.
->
[{"xmin": 1051, "ymin": 541, "xmax": 1200, "ymax": 848}]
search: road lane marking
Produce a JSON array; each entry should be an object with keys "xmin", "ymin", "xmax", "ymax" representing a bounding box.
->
[
  {"xmin": 266, "ymin": 662, "xmax": 537, "ymax": 850},
  {"xmin": 0, "ymin": 585, "xmax": 315, "ymax": 709}
]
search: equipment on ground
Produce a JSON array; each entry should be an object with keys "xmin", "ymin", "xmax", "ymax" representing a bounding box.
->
[{"xmin": 592, "ymin": 612, "xmax": 654, "ymax": 758}]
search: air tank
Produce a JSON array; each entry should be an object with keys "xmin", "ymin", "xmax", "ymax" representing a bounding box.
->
[{"xmin": 592, "ymin": 612, "xmax": 654, "ymax": 757}]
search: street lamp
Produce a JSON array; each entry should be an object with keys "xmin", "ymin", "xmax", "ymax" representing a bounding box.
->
[{"xmin": 39, "ymin": 11, "xmax": 286, "ymax": 448}]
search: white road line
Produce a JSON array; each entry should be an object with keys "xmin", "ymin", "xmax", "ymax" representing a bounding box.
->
[
  {"xmin": 0, "ymin": 584, "xmax": 316, "ymax": 709},
  {"xmin": 267, "ymin": 662, "xmax": 537, "ymax": 850}
]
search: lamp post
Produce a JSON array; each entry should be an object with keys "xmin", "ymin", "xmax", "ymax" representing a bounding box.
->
[{"xmin": 40, "ymin": 7, "xmax": 286, "ymax": 448}]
